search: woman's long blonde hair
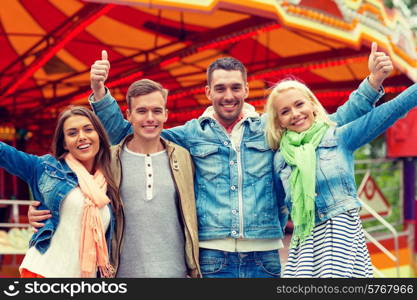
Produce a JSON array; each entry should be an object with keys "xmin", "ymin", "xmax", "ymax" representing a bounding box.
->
[{"xmin": 265, "ymin": 79, "xmax": 336, "ymax": 150}]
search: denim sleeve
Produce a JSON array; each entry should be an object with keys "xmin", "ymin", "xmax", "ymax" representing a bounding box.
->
[
  {"xmin": 89, "ymin": 90, "xmax": 133, "ymax": 145},
  {"xmin": 161, "ymin": 123, "xmax": 192, "ymax": 149},
  {"xmin": 0, "ymin": 142, "xmax": 40, "ymax": 183},
  {"xmin": 340, "ymin": 83, "xmax": 417, "ymax": 151},
  {"xmin": 329, "ymin": 78, "xmax": 384, "ymax": 126}
]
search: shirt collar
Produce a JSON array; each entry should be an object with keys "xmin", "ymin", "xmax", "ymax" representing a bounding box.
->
[{"xmin": 198, "ymin": 102, "xmax": 259, "ymax": 127}]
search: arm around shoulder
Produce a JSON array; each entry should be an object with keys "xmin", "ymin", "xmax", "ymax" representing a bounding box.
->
[
  {"xmin": 88, "ymin": 89, "xmax": 133, "ymax": 145},
  {"xmin": 161, "ymin": 121, "xmax": 196, "ymax": 149}
]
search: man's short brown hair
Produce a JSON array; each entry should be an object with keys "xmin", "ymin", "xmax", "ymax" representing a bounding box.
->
[{"xmin": 126, "ymin": 79, "xmax": 168, "ymax": 110}]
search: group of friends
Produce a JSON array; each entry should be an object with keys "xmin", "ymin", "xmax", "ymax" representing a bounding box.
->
[{"xmin": 1, "ymin": 41, "xmax": 416, "ymax": 278}]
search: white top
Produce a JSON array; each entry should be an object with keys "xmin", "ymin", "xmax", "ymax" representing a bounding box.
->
[{"xmin": 20, "ymin": 188, "xmax": 111, "ymax": 277}]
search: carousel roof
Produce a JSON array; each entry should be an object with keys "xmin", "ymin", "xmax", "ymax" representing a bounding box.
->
[{"xmin": 0, "ymin": 0, "xmax": 416, "ymax": 152}]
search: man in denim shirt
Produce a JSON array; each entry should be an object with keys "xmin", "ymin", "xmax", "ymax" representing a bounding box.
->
[{"xmin": 63, "ymin": 45, "xmax": 388, "ymax": 277}]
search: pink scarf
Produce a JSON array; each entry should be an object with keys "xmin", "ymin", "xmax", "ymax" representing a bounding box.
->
[{"xmin": 65, "ymin": 153, "xmax": 114, "ymax": 278}]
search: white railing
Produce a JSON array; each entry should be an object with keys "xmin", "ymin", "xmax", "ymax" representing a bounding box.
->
[{"xmin": 358, "ymin": 198, "xmax": 400, "ymax": 277}]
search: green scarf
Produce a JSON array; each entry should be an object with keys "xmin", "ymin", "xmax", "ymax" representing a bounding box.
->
[{"xmin": 279, "ymin": 121, "xmax": 328, "ymax": 247}]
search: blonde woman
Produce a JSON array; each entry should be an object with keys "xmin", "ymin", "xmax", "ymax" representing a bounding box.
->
[{"xmin": 264, "ymin": 68, "xmax": 417, "ymax": 277}]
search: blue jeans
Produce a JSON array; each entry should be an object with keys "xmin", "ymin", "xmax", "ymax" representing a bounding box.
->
[{"xmin": 199, "ymin": 248, "xmax": 281, "ymax": 278}]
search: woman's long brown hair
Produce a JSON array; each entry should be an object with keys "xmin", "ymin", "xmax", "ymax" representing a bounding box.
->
[{"xmin": 51, "ymin": 106, "xmax": 119, "ymax": 210}]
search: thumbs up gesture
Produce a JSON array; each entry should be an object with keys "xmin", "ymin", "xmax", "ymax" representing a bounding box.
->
[
  {"xmin": 368, "ymin": 42, "xmax": 393, "ymax": 90},
  {"xmin": 90, "ymin": 50, "xmax": 110, "ymax": 101}
]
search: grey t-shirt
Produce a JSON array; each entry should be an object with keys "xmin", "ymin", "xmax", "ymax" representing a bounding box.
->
[{"xmin": 117, "ymin": 147, "xmax": 187, "ymax": 278}]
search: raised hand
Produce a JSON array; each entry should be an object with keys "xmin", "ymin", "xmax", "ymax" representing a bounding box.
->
[
  {"xmin": 368, "ymin": 42, "xmax": 393, "ymax": 90},
  {"xmin": 90, "ymin": 50, "xmax": 110, "ymax": 101}
]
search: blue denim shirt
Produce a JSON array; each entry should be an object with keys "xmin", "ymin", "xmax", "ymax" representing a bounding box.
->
[
  {"xmin": 90, "ymin": 78, "xmax": 382, "ymax": 241},
  {"xmin": 0, "ymin": 143, "xmax": 114, "ymax": 254},
  {"xmin": 275, "ymin": 82, "xmax": 417, "ymax": 225}
]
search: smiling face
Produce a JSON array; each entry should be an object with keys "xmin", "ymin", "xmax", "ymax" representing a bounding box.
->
[
  {"xmin": 273, "ymin": 88, "xmax": 316, "ymax": 133},
  {"xmin": 63, "ymin": 115, "xmax": 100, "ymax": 172},
  {"xmin": 127, "ymin": 91, "xmax": 168, "ymax": 143},
  {"xmin": 206, "ymin": 69, "xmax": 248, "ymax": 126}
]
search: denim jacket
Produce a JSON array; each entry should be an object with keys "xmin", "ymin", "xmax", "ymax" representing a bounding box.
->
[
  {"xmin": 275, "ymin": 82, "xmax": 417, "ymax": 225},
  {"xmin": 90, "ymin": 78, "xmax": 382, "ymax": 241},
  {"xmin": 0, "ymin": 143, "xmax": 115, "ymax": 256}
]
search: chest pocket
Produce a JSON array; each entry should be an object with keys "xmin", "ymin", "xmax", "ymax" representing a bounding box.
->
[
  {"xmin": 317, "ymin": 140, "xmax": 340, "ymax": 181},
  {"xmin": 317, "ymin": 148, "xmax": 337, "ymax": 161},
  {"xmin": 317, "ymin": 138, "xmax": 338, "ymax": 160},
  {"xmin": 317, "ymin": 140, "xmax": 338, "ymax": 180},
  {"xmin": 190, "ymin": 144, "xmax": 222, "ymax": 180},
  {"xmin": 244, "ymin": 141, "xmax": 273, "ymax": 178}
]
